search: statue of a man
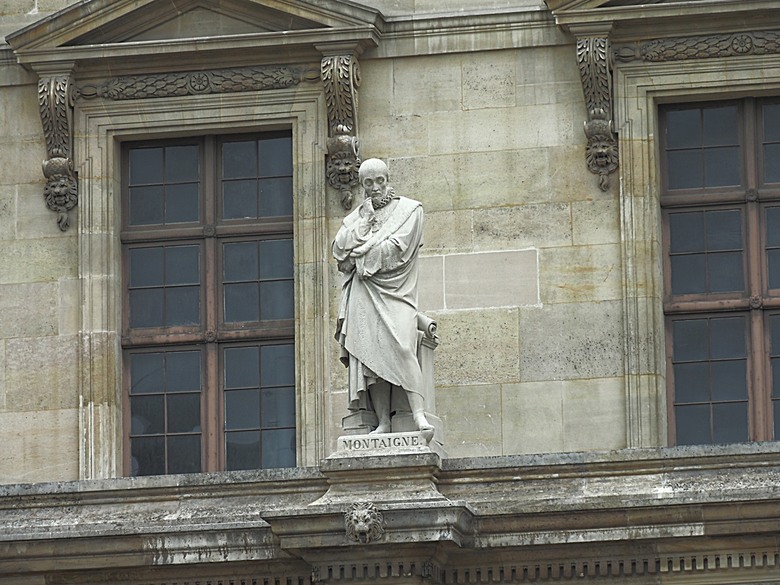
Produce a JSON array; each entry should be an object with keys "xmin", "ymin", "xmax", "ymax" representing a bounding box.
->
[{"xmin": 333, "ymin": 158, "xmax": 433, "ymax": 435}]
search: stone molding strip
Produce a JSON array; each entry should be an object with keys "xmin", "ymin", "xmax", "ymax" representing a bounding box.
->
[
  {"xmin": 77, "ymin": 65, "xmax": 319, "ymax": 100},
  {"xmin": 614, "ymin": 30, "xmax": 780, "ymax": 63}
]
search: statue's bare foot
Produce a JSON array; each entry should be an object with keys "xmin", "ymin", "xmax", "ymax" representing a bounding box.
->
[
  {"xmin": 413, "ymin": 412, "xmax": 434, "ymax": 443},
  {"xmin": 370, "ymin": 421, "xmax": 391, "ymax": 434}
]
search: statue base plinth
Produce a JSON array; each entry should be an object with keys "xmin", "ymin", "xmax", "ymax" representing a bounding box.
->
[{"xmin": 332, "ymin": 431, "xmax": 447, "ymax": 459}]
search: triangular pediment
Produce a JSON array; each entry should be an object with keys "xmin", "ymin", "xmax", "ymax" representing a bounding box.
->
[{"xmin": 7, "ymin": 0, "xmax": 382, "ymax": 70}]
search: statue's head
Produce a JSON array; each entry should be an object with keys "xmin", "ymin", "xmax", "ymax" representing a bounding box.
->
[{"xmin": 359, "ymin": 158, "xmax": 389, "ymax": 202}]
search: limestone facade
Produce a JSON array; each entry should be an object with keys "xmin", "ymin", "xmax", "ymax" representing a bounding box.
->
[{"xmin": 2, "ymin": 0, "xmax": 780, "ymax": 584}]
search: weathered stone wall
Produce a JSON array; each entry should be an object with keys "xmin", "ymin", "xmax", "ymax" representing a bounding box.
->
[
  {"xmin": 0, "ymin": 0, "xmax": 630, "ymax": 483},
  {"xmin": 0, "ymin": 0, "xmax": 82, "ymax": 483}
]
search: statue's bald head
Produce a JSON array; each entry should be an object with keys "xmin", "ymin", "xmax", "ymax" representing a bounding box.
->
[{"xmin": 358, "ymin": 158, "xmax": 389, "ymax": 183}]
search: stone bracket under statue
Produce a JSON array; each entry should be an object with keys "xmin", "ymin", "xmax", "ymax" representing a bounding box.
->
[{"xmin": 340, "ymin": 312, "xmax": 444, "ymax": 448}]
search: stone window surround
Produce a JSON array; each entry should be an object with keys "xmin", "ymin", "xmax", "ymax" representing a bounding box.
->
[
  {"xmin": 74, "ymin": 86, "xmax": 329, "ymax": 479},
  {"xmin": 614, "ymin": 53, "xmax": 780, "ymax": 447}
]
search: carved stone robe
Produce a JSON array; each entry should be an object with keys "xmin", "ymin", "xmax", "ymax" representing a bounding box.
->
[{"xmin": 333, "ymin": 196, "xmax": 425, "ymax": 413}]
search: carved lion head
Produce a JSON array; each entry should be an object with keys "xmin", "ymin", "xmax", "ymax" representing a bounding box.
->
[{"xmin": 344, "ymin": 502, "xmax": 384, "ymax": 544}]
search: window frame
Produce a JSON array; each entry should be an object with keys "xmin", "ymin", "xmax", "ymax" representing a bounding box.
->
[{"xmin": 74, "ymin": 87, "xmax": 329, "ymax": 479}]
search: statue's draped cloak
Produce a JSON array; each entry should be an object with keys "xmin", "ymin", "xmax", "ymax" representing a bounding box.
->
[{"xmin": 333, "ymin": 197, "xmax": 424, "ymax": 411}]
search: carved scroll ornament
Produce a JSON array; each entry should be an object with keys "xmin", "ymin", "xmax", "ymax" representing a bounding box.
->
[
  {"xmin": 39, "ymin": 75, "xmax": 77, "ymax": 231},
  {"xmin": 78, "ymin": 65, "xmax": 318, "ymax": 100},
  {"xmin": 577, "ymin": 36, "xmax": 618, "ymax": 192},
  {"xmin": 344, "ymin": 501, "xmax": 384, "ymax": 544},
  {"xmin": 322, "ymin": 54, "xmax": 362, "ymax": 210}
]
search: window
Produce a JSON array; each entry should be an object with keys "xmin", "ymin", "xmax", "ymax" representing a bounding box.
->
[
  {"xmin": 661, "ymin": 98, "xmax": 780, "ymax": 445},
  {"xmin": 122, "ymin": 131, "xmax": 296, "ymax": 475}
]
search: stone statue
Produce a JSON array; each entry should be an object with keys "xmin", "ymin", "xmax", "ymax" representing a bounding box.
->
[{"xmin": 333, "ymin": 158, "xmax": 433, "ymax": 437}]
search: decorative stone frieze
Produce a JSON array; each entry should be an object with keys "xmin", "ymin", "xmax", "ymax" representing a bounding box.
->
[
  {"xmin": 321, "ymin": 53, "xmax": 362, "ymax": 210},
  {"xmin": 39, "ymin": 73, "xmax": 77, "ymax": 231},
  {"xmin": 576, "ymin": 36, "xmax": 618, "ymax": 192},
  {"xmin": 77, "ymin": 65, "xmax": 319, "ymax": 100},
  {"xmin": 614, "ymin": 30, "xmax": 780, "ymax": 63}
]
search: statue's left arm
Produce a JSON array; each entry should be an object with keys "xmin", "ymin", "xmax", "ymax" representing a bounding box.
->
[{"xmin": 356, "ymin": 205, "xmax": 423, "ymax": 278}]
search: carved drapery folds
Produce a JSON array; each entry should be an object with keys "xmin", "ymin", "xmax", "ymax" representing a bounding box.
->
[
  {"xmin": 321, "ymin": 54, "xmax": 362, "ymax": 210},
  {"xmin": 39, "ymin": 74, "xmax": 77, "ymax": 231},
  {"xmin": 576, "ymin": 36, "xmax": 618, "ymax": 192}
]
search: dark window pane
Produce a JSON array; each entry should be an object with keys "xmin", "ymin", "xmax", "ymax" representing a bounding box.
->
[
  {"xmin": 707, "ymin": 251, "xmax": 743, "ymax": 293},
  {"xmin": 225, "ymin": 430, "xmax": 261, "ymax": 471},
  {"xmin": 223, "ymin": 179, "xmax": 258, "ymax": 219},
  {"xmin": 767, "ymin": 249, "xmax": 780, "ymax": 289},
  {"xmin": 669, "ymin": 212, "xmax": 704, "ymax": 253},
  {"xmin": 131, "ymin": 353, "xmax": 164, "ymax": 394},
  {"xmin": 766, "ymin": 207, "xmax": 780, "ymax": 247},
  {"xmin": 670, "ymin": 254, "xmax": 706, "ymax": 295},
  {"xmin": 260, "ymin": 280, "xmax": 295, "ymax": 320},
  {"xmin": 773, "ymin": 359, "xmax": 780, "ymax": 398},
  {"xmin": 165, "ymin": 287, "xmax": 200, "ymax": 326},
  {"xmin": 129, "ymin": 186, "xmax": 164, "ymax": 225},
  {"xmin": 166, "ymin": 435, "xmax": 201, "ymax": 474},
  {"xmin": 130, "ymin": 247, "xmax": 164, "ymax": 288},
  {"xmin": 666, "ymin": 109, "xmax": 702, "ymax": 149},
  {"xmin": 129, "ymin": 148, "xmax": 164, "ymax": 184},
  {"xmin": 775, "ymin": 400, "xmax": 780, "ymax": 440},
  {"xmin": 166, "ymin": 351, "xmax": 201, "ymax": 392},
  {"xmin": 224, "ymin": 242, "xmax": 259, "ymax": 282},
  {"xmin": 704, "ymin": 147, "xmax": 741, "ymax": 187},
  {"xmin": 131, "ymin": 436, "xmax": 165, "ymax": 476},
  {"xmin": 261, "ymin": 344, "xmax": 295, "ymax": 387},
  {"xmin": 705, "ymin": 209, "xmax": 742, "ymax": 251},
  {"xmin": 130, "ymin": 288, "xmax": 164, "ymax": 328},
  {"xmin": 259, "ymin": 135, "xmax": 293, "ymax": 177},
  {"xmin": 702, "ymin": 106, "xmax": 738, "ymax": 146},
  {"xmin": 224, "ymin": 283, "xmax": 260, "ymax": 323},
  {"xmin": 167, "ymin": 393, "xmax": 201, "ymax": 433},
  {"xmin": 165, "ymin": 246, "xmax": 200, "ymax": 285},
  {"xmin": 765, "ymin": 143, "xmax": 780, "ymax": 183},
  {"xmin": 165, "ymin": 145, "xmax": 199, "ymax": 182},
  {"xmin": 673, "ymin": 362, "xmax": 709, "ymax": 403},
  {"xmin": 223, "ymin": 141, "xmax": 257, "ymax": 179},
  {"xmin": 225, "ymin": 346, "xmax": 260, "ymax": 389},
  {"xmin": 667, "ymin": 150, "xmax": 703, "ymax": 190},
  {"xmin": 710, "ymin": 316, "xmax": 746, "ymax": 359},
  {"xmin": 259, "ymin": 239, "xmax": 294, "ymax": 279},
  {"xmin": 261, "ymin": 386, "xmax": 296, "ymax": 428},
  {"xmin": 130, "ymin": 395, "xmax": 164, "ymax": 435},
  {"xmin": 764, "ymin": 103, "xmax": 780, "ymax": 142},
  {"xmin": 261, "ymin": 428, "xmax": 296, "ymax": 468},
  {"xmin": 675, "ymin": 404, "xmax": 711, "ymax": 445},
  {"xmin": 771, "ymin": 314, "xmax": 780, "ymax": 354},
  {"xmin": 165, "ymin": 184, "xmax": 199, "ymax": 223},
  {"xmin": 225, "ymin": 389, "xmax": 261, "ymax": 430},
  {"xmin": 710, "ymin": 360, "xmax": 748, "ymax": 401},
  {"xmin": 259, "ymin": 177, "xmax": 293, "ymax": 217},
  {"xmin": 712, "ymin": 402, "xmax": 748, "ymax": 443},
  {"xmin": 673, "ymin": 319, "xmax": 709, "ymax": 361}
]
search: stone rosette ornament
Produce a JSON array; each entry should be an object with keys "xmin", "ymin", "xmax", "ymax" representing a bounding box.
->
[{"xmin": 344, "ymin": 501, "xmax": 384, "ymax": 544}]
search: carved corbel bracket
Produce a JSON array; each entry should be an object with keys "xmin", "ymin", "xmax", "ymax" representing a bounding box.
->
[
  {"xmin": 38, "ymin": 73, "xmax": 77, "ymax": 230},
  {"xmin": 320, "ymin": 52, "xmax": 362, "ymax": 210},
  {"xmin": 576, "ymin": 35, "xmax": 619, "ymax": 192}
]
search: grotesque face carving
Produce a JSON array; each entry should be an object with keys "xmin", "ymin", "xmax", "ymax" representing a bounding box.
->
[
  {"xmin": 358, "ymin": 158, "xmax": 390, "ymax": 204},
  {"xmin": 326, "ymin": 151, "xmax": 360, "ymax": 188},
  {"xmin": 344, "ymin": 502, "xmax": 384, "ymax": 544},
  {"xmin": 44, "ymin": 174, "xmax": 78, "ymax": 213},
  {"xmin": 586, "ymin": 136, "xmax": 618, "ymax": 174}
]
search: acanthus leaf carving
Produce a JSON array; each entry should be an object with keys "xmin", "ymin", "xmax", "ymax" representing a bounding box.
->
[
  {"xmin": 321, "ymin": 54, "xmax": 362, "ymax": 210},
  {"xmin": 39, "ymin": 74, "xmax": 77, "ymax": 231},
  {"xmin": 576, "ymin": 36, "xmax": 618, "ymax": 192}
]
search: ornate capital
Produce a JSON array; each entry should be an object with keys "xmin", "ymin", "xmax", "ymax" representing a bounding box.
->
[
  {"xmin": 576, "ymin": 36, "xmax": 618, "ymax": 192},
  {"xmin": 321, "ymin": 54, "xmax": 362, "ymax": 210},
  {"xmin": 39, "ymin": 74, "xmax": 77, "ymax": 231}
]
